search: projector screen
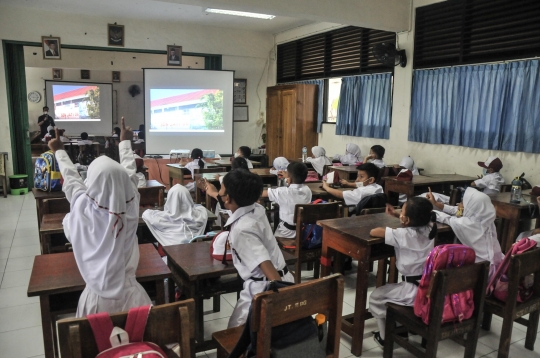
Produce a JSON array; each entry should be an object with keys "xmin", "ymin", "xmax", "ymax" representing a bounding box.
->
[
  {"xmin": 45, "ymin": 81, "xmax": 113, "ymax": 135},
  {"xmin": 143, "ymin": 69, "xmax": 234, "ymax": 155}
]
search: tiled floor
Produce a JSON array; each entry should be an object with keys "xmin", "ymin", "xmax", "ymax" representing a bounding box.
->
[{"xmin": 1, "ymin": 193, "xmax": 540, "ymax": 357}]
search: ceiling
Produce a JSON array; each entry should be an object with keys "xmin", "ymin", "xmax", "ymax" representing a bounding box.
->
[{"xmin": 1, "ymin": 0, "xmax": 315, "ymax": 34}]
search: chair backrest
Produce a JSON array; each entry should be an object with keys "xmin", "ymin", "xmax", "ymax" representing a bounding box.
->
[
  {"xmin": 43, "ymin": 197, "xmax": 70, "ymax": 214},
  {"xmin": 294, "ymin": 202, "xmax": 343, "ymax": 227},
  {"xmin": 353, "ymin": 193, "xmax": 387, "ymax": 216},
  {"xmin": 448, "ymin": 188, "xmax": 462, "ymax": 206},
  {"xmin": 138, "ymin": 186, "xmax": 165, "ymax": 207},
  {"xmin": 194, "ymin": 166, "xmax": 226, "ymax": 174},
  {"xmin": 508, "ymin": 248, "xmax": 540, "ymax": 302},
  {"xmin": 359, "ymin": 206, "xmax": 399, "ymax": 216},
  {"xmin": 250, "ymin": 274, "xmax": 344, "ymax": 358},
  {"xmin": 427, "ymin": 262, "xmax": 489, "ymax": 328},
  {"xmin": 500, "ymin": 184, "xmax": 512, "ymax": 193},
  {"xmin": 57, "ymin": 300, "xmax": 196, "ymax": 358}
]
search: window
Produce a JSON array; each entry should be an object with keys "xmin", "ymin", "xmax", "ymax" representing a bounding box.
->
[{"xmin": 325, "ymin": 78, "xmax": 342, "ymax": 123}]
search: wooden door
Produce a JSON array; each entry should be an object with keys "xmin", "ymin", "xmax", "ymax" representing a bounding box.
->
[
  {"xmin": 281, "ymin": 89, "xmax": 297, "ymax": 160},
  {"xmin": 266, "ymin": 88, "xmax": 282, "ymax": 164}
]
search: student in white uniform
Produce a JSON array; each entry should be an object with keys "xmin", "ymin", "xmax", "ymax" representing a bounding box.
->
[
  {"xmin": 204, "ymin": 169, "xmax": 294, "ymax": 328},
  {"xmin": 307, "ymin": 146, "xmax": 331, "ymax": 176},
  {"xmin": 133, "ymin": 155, "xmax": 147, "ymax": 188},
  {"xmin": 270, "ymin": 157, "xmax": 289, "ymax": 175},
  {"xmin": 183, "ymin": 148, "xmax": 206, "ymax": 192},
  {"xmin": 58, "ymin": 129, "xmax": 70, "ymax": 143},
  {"xmin": 133, "ymin": 131, "xmax": 145, "ymax": 144},
  {"xmin": 235, "ymin": 146, "xmax": 253, "ymax": 169},
  {"xmin": 516, "ymin": 194, "xmax": 540, "ymax": 243},
  {"xmin": 333, "ymin": 143, "xmax": 362, "ymax": 165},
  {"xmin": 42, "ymin": 129, "xmax": 54, "ymax": 142},
  {"xmin": 77, "ymin": 132, "xmax": 94, "ymax": 146},
  {"xmin": 396, "ymin": 156, "xmax": 420, "ymax": 204},
  {"xmin": 261, "ymin": 162, "xmax": 312, "ymax": 238},
  {"xmin": 471, "ymin": 156, "xmax": 505, "ymax": 194},
  {"xmin": 47, "ymin": 119, "xmax": 151, "ymax": 317},
  {"xmin": 369, "ymin": 197, "xmax": 437, "ymax": 347},
  {"xmin": 323, "ymin": 163, "xmax": 384, "ymax": 207},
  {"xmin": 427, "ymin": 187, "xmax": 504, "ymax": 279},
  {"xmin": 364, "ymin": 145, "xmax": 386, "ymax": 168}
]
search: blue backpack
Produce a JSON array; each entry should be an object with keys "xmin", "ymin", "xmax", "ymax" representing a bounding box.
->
[
  {"xmin": 34, "ymin": 151, "xmax": 62, "ymax": 192},
  {"xmin": 301, "ymin": 199, "xmax": 326, "ymax": 249}
]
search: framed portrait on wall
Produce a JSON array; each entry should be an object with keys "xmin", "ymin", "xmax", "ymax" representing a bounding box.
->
[
  {"xmin": 233, "ymin": 106, "xmax": 249, "ymax": 122},
  {"xmin": 42, "ymin": 36, "xmax": 61, "ymax": 60},
  {"xmin": 52, "ymin": 68, "xmax": 62, "ymax": 80},
  {"xmin": 233, "ymin": 79, "xmax": 247, "ymax": 104},
  {"xmin": 108, "ymin": 24, "xmax": 125, "ymax": 47},
  {"xmin": 167, "ymin": 45, "xmax": 182, "ymax": 66},
  {"xmin": 112, "ymin": 71, "xmax": 121, "ymax": 82}
]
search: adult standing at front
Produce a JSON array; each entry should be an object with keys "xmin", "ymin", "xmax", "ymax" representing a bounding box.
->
[{"xmin": 38, "ymin": 106, "xmax": 55, "ymax": 138}]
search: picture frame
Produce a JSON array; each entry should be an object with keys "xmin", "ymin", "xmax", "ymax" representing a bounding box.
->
[
  {"xmin": 42, "ymin": 36, "xmax": 61, "ymax": 60},
  {"xmin": 52, "ymin": 68, "xmax": 62, "ymax": 80},
  {"xmin": 81, "ymin": 70, "xmax": 90, "ymax": 80},
  {"xmin": 112, "ymin": 71, "xmax": 121, "ymax": 82},
  {"xmin": 233, "ymin": 78, "xmax": 247, "ymax": 104},
  {"xmin": 167, "ymin": 45, "xmax": 182, "ymax": 66},
  {"xmin": 108, "ymin": 23, "xmax": 125, "ymax": 47},
  {"xmin": 233, "ymin": 105, "xmax": 249, "ymax": 122}
]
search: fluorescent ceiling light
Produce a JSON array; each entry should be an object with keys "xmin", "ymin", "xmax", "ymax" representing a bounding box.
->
[{"xmin": 205, "ymin": 8, "xmax": 275, "ymax": 20}]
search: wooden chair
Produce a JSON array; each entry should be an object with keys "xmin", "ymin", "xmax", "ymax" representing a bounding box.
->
[
  {"xmin": 482, "ymin": 248, "xmax": 540, "ymax": 358},
  {"xmin": 139, "ymin": 185, "xmax": 165, "ymax": 207},
  {"xmin": 212, "ymin": 273, "xmax": 344, "ymax": 358},
  {"xmin": 383, "ymin": 261, "xmax": 489, "ymax": 358},
  {"xmin": 194, "ymin": 166, "xmax": 226, "ymax": 174},
  {"xmin": 277, "ymin": 202, "xmax": 343, "ymax": 283},
  {"xmin": 57, "ymin": 300, "xmax": 195, "ymax": 358}
]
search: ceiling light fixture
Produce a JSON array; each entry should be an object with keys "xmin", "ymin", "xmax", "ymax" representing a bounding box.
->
[{"xmin": 205, "ymin": 8, "xmax": 275, "ymax": 20}]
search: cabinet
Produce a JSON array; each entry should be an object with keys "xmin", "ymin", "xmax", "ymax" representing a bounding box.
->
[{"xmin": 266, "ymin": 84, "xmax": 318, "ymax": 165}]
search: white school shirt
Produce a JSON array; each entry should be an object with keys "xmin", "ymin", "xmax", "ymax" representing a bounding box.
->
[
  {"xmin": 474, "ymin": 172, "xmax": 504, "ymax": 194},
  {"xmin": 77, "ymin": 139, "xmax": 94, "ymax": 146},
  {"xmin": 369, "ymin": 159, "xmax": 386, "ymax": 168},
  {"xmin": 135, "ymin": 172, "xmax": 146, "ymax": 188},
  {"xmin": 385, "ymin": 226, "xmax": 434, "ymax": 276},
  {"xmin": 267, "ymin": 184, "xmax": 312, "ymax": 238},
  {"xmin": 184, "ymin": 160, "xmax": 206, "ymax": 191},
  {"xmin": 245, "ymin": 158, "xmax": 254, "ymax": 169},
  {"xmin": 133, "ymin": 139, "xmax": 145, "ymax": 144},
  {"xmin": 342, "ymin": 183, "xmax": 384, "ymax": 206}
]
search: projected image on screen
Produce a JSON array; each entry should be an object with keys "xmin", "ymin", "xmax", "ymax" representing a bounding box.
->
[
  {"xmin": 52, "ymin": 85, "xmax": 101, "ymax": 121},
  {"xmin": 150, "ymin": 89, "xmax": 224, "ymax": 132}
]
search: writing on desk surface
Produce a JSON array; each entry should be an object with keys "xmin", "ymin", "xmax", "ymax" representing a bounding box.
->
[{"xmin": 284, "ymin": 300, "xmax": 307, "ymax": 311}]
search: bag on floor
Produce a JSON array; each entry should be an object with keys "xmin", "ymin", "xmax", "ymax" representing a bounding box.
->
[
  {"xmin": 414, "ymin": 244, "xmax": 476, "ymax": 325},
  {"xmin": 300, "ymin": 199, "xmax": 327, "ymax": 249},
  {"xmin": 486, "ymin": 237, "xmax": 537, "ymax": 303},
  {"xmin": 34, "ymin": 151, "xmax": 62, "ymax": 192},
  {"xmin": 87, "ymin": 305, "xmax": 167, "ymax": 358}
]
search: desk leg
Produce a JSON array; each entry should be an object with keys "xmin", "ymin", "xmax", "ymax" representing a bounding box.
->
[
  {"xmin": 40, "ymin": 295, "xmax": 55, "ymax": 358},
  {"xmin": 169, "ymin": 176, "xmax": 174, "ymax": 190},
  {"xmin": 168, "ymin": 277, "xmax": 175, "ymax": 303},
  {"xmin": 320, "ymin": 239, "xmax": 331, "ymax": 278},
  {"xmin": 156, "ymin": 279, "xmax": 165, "ymax": 305},
  {"xmin": 350, "ymin": 246, "xmax": 371, "ymax": 357}
]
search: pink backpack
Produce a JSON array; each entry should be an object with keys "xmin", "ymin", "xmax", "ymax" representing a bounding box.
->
[
  {"xmin": 87, "ymin": 305, "xmax": 167, "ymax": 358},
  {"xmin": 414, "ymin": 244, "xmax": 476, "ymax": 325},
  {"xmin": 486, "ymin": 237, "xmax": 537, "ymax": 303}
]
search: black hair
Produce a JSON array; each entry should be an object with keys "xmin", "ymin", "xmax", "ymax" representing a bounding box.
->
[
  {"xmin": 287, "ymin": 162, "xmax": 308, "ymax": 184},
  {"xmin": 80, "ymin": 132, "xmax": 88, "ymax": 140},
  {"xmin": 113, "ymin": 127, "xmax": 121, "ymax": 136},
  {"xmin": 48, "ymin": 129, "xmax": 55, "ymax": 138},
  {"xmin": 371, "ymin": 145, "xmax": 385, "ymax": 159},
  {"xmin": 222, "ymin": 169, "xmax": 263, "ymax": 207},
  {"xmin": 191, "ymin": 148, "xmax": 204, "ymax": 169},
  {"xmin": 43, "ymin": 106, "xmax": 49, "ymax": 110},
  {"xmin": 356, "ymin": 163, "xmax": 380, "ymax": 183},
  {"xmin": 138, "ymin": 131, "xmax": 145, "ymax": 140},
  {"xmin": 231, "ymin": 157, "xmax": 249, "ymax": 170},
  {"xmin": 404, "ymin": 197, "xmax": 438, "ymax": 240},
  {"xmin": 239, "ymin": 146, "xmax": 251, "ymax": 158}
]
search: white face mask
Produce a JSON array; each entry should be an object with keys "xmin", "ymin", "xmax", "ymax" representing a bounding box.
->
[
  {"xmin": 43, "ymin": 111, "xmax": 48, "ymax": 115},
  {"xmin": 356, "ymin": 181, "xmax": 364, "ymax": 188},
  {"xmin": 482, "ymin": 168, "xmax": 488, "ymax": 175},
  {"xmin": 234, "ymin": 152, "xmax": 240, "ymax": 158}
]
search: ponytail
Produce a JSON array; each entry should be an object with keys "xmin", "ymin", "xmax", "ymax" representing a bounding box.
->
[
  {"xmin": 198, "ymin": 158, "xmax": 204, "ymax": 169},
  {"xmin": 405, "ymin": 197, "xmax": 438, "ymax": 240},
  {"xmin": 428, "ymin": 211, "xmax": 438, "ymax": 240},
  {"xmin": 190, "ymin": 148, "xmax": 204, "ymax": 169}
]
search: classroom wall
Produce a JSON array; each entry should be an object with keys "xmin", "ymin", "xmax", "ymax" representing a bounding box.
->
[
  {"xmin": 0, "ymin": 5, "xmax": 273, "ymax": 177},
  {"xmin": 273, "ymin": 0, "xmax": 540, "ymax": 186}
]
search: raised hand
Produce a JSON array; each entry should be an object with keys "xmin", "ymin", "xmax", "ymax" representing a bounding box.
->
[
  {"xmin": 425, "ymin": 187, "xmax": 437, "ymax": 204},
  {"xmin": 386, "ymin": 203, "xmax": 397, "ymax": 217},
  {"xmin": 48, "ymin": 128, "xmax": 64, "ymax": 153},
  {"xmin": 119, "ymin": 117, "xmax": 133, "ymax": 142}
]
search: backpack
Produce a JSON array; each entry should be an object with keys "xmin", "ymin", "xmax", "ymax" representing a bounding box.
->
[
  {"xmin": 414, "ymin": 244, "xmax": 476, "ymax": 325},
  {"xmin": 300, "ymin": 199, "xmax": 326, "ymax": 250},
  {"xmin": 78, "ymin": 144, "xmax": 96, "ymax": 166},
  {"xmin": 353, "ymin": 193, "xmax": 387, "ymax": 216},
  {"xmin": 228, "ymin": 281, "xmax": 326, "ymax": 358},
  {"xmin": 34, "ymin": 151, "xmax": 62, "ymax": 192},
  {"xmin": 87, "ymin": 305, "xmax": 167, "ymax": 358},
  {"xmin": 486, "ymin": 237, "xmax": 537, "ymax": 303}
]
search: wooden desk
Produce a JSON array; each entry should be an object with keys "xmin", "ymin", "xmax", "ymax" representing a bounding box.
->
[
  {"xmin": 32, "ymin": 188, "xmax": 66, "ymax": 230},
  {"xmin": 383, "ymin": 174, "xmax": 477, "ymax": 200},
  {"xmin": 212, "ymin": 159, "xmax": 261, "ymax": 170},
  {"xmin": 164, "ymin": 241, "xmax": 297, "ymax": 352},
  {"xmin": 27, "ymin": 244, "xmax": 173, "ymax": 358},
  {"xmin": 305, "ymin": 182, "xmax": 352, "ymax": 201},
  {"xmin": 166, "ymin": 164, "xmax": 190, "ymax": 188},
  {"xmin": 139, "ymin": 179, "xmax": 165, "ymax": 207},
  {"xmin": 250, "ymin": 168, "xmax": 278, "ymax": 186},
  {"xmin": 318, "ymin": 213, "xmax": 451, "ymax": 356},
  {"xmin": 193, "ymin": 172, "xmax": 228, "ymax": 206},
  {"xmin": 488, "ymin": 190, "xmax": 539, "ymax": 252},
  {"xmin": 328, "ymin": 165, "xmax": 358, "ymax": 181},
  {"xmin": 65, "ymin": 141, "xmax": 100, "ymax": 161}
]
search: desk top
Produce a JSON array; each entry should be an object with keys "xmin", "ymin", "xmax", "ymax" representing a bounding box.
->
[
  {"xmin": 145, "ymin": 180, "xmax": 165, "ymax": 188},
  {"xmin": 305, "ymin": 182, "xmax": 352, "ymax": 197},
  {"xmin": 166, "ymin": 163, "xmax": 218, "ymax": 169},
  {"xmin": 317, "ymin": 212, "xmax": 451, "ymax": 246},
  {"xmin": 330, "ymin": 166, "xmax": 358, "ymax": 172},
  {"xmin": 383, "ymin": 174, "xmax": 476, "ymax": 186},
  {"xmin": 488, "ymin": 189, "xmax": 536, "ymax": 208},
  {"xmin": 163, "ymin": 241, "xmax": 296, "ymax": 281},
  {"xmin": 27, "ymin": 244, "xmax": 170, "ymax": 297},
  {"xmin": 212, "ymin": 160, "xmax": 261, "ymax": 167}
]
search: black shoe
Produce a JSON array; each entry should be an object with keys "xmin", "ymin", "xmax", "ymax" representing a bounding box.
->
[{"xmin": 373, "ymin": 331, "xmax": 385, "ymax": 349}]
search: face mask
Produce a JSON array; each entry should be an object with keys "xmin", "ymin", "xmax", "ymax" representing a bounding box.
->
[
  {"xmin": 43, "ymin": 111, "xmax": 48, "ymax": 115},
  {"xmin": 482, "ymin": 168, "xmax": 488, "ymax": 175},
  {"xmin": 217, "ymin": 194, "xmax": 226, "ymax": 209},
  {"xmin": 234, "ymin": 152, "xmax": 240, "ymax": 158},
  {"xmin": 355, "ymin": 178, "xmax": 370, "ymax": 188},
  {"xmin": 456, "ymin": 207, "xmax": 463, "ymax": 217}
]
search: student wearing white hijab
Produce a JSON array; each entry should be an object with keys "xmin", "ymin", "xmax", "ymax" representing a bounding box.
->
[
  {"xmin": 270, "ymin": 157, "xmax": 289, "ymax": 175},
  {"xmin": 48, "ymin": 120, "xmax": 151, "ymax": 317},
  {"xmin": 306, "ymin": 146, "xmax": 331, "ymax": 176},
  {"xmin": 333, "ymin": 143, "xmax": 362, "ymax": 165},
  {"xmin": 427, "ymin": 187, "xmax": 504, "ymax": 279},
  {"xmin": 396, "ymin": 156, "xmax": 420, "ymax": 204},
  {"xmin": 142, "ymin": 184, "xmax": 208, "ymax": 248}
]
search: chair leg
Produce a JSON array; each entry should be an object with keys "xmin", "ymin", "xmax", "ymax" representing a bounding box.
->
[
  {"xmin": 464, "ymin": 331, "xmax": 480, "ymax": 358},
  {"xmin": 497, "ymin": 315, "xmax": 514, "ymax": 358},
  {"xmin": 313, "ymin": 260, "xmax": 320, "ymax": 279},
  {"xmin": 376, "ymin": 259, "xmax": 388, "ymax": 288},
  {"xmin": 525, "ymin": 310, "xmax": 540, "ymax": 350},
  {"xmin": 213, "ymin": 295, "xmax": 220, "ymax": 313},
  {"xmin": 383, "ymin": 311, "xmax": 396, "ymax": 358},
  {"xmin": 482, "ymin": 312, "xmax": 493, "ymax": 331},
  {"xmin": 424, "ymin": 335, "xmax": 440, "ymax": 358},
  {"xmin": 295, "ymin": 259, "xmax": 302, "ymax": 284},
  {"xmin": 307, "ymin": 261, "xmax": 314, "ymax": 271}
]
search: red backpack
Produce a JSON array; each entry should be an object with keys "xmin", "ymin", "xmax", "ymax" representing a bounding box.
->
[
  {"xmin": 414, "ymin": 244, "xmax": 476, "ymax": 325},
  {"xmin": 87, "ymin": 305, "xmax": 167, "ymax": 358}
]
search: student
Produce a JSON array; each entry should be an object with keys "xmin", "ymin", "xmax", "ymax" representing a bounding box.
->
[
  {"xmin": 262, "ymin": 162, "xmax": 312, "ymax": 238},
  {"xmin": 324, "ymin": 163, "xmax": 383, "ymax": 206},
  {"xmin": 515, "ymin": 194, "xmax": 540, "ymax": 242},
  {"xmin": 364, "ymin": 145, "xmax": 386, "ymax": 168},
  {"xmin": 333, "ymin": 143, "xmax": 362, "ymax": 165},
  {"xmin": 235, "ymin": 146, "xmax": 253, "ymax": 169},
  {"xmin": 112, "ymin": 127, "xmax": 121, "ymax": 137},
  {"xmin": 42, "ymin": 129, "xmax": 55, "ymax": 142},
  {"xmin": 306, "ymin": 146, "xmax": 331, "ymax": 176},
  {"xmin": 215, "ymin": 157, "xmax": 249, "ymax": 184},
  {"xmin": 182, "ymin": 148, "xmax": 206, "ymax": 192},
  {"xmin": 142, "ymin": 184, "xmax": 208, "ymax": 247},
  {"xmin": 270, "ymin": 157, "xmax": 289, "ymax": 175},
  {"xmin": 397, "ymin": 156, "xmax": 419, "ymax": 175},
  {"xmin": 427, "ymin": 187, "xmax": 504, "ymax": 278},
  {"xmin": 471, "ymin": 156, "xmax": 504, "ymax": 194},
  {"xmin": 204, "ymin": 169, "xmax": 294, "ymax": 328},
  {"xmin": 58, "ymin": 129, "xmax": 70, "ymax": 143},
  {"xmin": 133, "ymin": 131, "xmax": 145, "ymax": 144},
  {"xmin": 134, "ymin": 154, "xmax": 147, "ymax": 188},
  {"xmin": 369, "ymin": 197, "xmax": 437, "ymax": 347},
  {"xmin": 47, "ymin": 119, "xmax": 151, "ymax": 316},
  {"xmin": 77, "ymin": 132, "xmax": 93, "ymax": 146}
]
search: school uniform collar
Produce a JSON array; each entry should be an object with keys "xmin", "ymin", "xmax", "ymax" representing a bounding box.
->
[
  {"xmin": 288, "ymin": 184, "xmax": 303, "ymax": 189},
  {"xmin": 225, "ymin": 203, "xmax": 258, "ymax": 227}
]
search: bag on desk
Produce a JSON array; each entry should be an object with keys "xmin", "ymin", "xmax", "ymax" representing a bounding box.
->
[{"xmin": 34, "ymin": 151, "xmax": 62, "ymax": 192}]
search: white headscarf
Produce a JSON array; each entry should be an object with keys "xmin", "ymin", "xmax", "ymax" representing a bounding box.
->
[
  {"xmin": 334, "ymin": 143, "xmax": 361, "ymax": 165},
  {"xmin": 142, "ymin": 184, "xmax": 208, "ymax": 246},
  {"xmin": 399, "ymin": 156, "xmax": 419, "ymax": 176},
  {"xmin": 307, "ymin": 146, "xmax": 331, "ymax": 176},
  {"xmin": 65, "ymin": 156, "xmax": 139, "ymax": 300},
  {"xmin": 272, "ymin": 157, "xmax": 290, "ymax": 171}
]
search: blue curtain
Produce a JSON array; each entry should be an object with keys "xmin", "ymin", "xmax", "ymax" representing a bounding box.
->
[
  {"xmin": 280, "ymin": 79, "xmax": 325, "ymax": 132},
  {"xmin": 335, "ymin": 73, "xmax": 392, "ymax": 139},
  {"xmin": 409, "ymin": 60, "xmax": 540, "ymax": 153}
]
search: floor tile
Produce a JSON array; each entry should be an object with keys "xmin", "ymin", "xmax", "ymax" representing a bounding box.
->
[
  {"xmin": 221, "ymin": 291, "xmax": 238, "ymax": 307},
  {"xmin": 0, "ymin": 325, "xmax": 44, "ymax": 358},
  {"xmin": 0, "ymin": 303, "xmax": 41, "ymax": 333},
  {"xmin": 202, "ymin": 296, "xmax": 235, "ymax": 322},
  {"xmin": 478, "ymin": 317, "xmax": 528, "ymax": 350},
  {"xmin": 0, "ymin": 247, "xmax": 10, "ymax": 259},
  {"xmin": 1, "ymin": 269, "xmax": 32, "ymax": 288},
  {"xmin": 0, "ymin": 285, "xmax": 39, "ymax": 308},
  {"xmin": 5, "ymin": 256, "xmax": 35, "ymax": 272},
  {"xmin": 203, "ymin": 317, "xmax": 230, "ymax": 341},
  {"xmin": 16, "ymin": 220, "xmax": 39, "ymax": 230},
  {"xmin": 0, "ymin": 258, "xmax": 7, "ymax": 273},
  {"xmin": 8, "ymin": 245, "xmax": 40, "ymax": 259},
  {"xmin": 14, "ymin": 227, "xmax": 39, "ymax": 239},
  {"xmin": 11, "ymin": 235, "xmax": 40, "ymax": 247}
]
